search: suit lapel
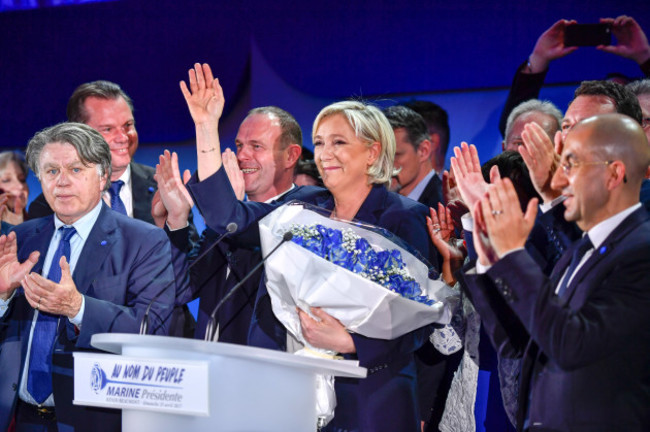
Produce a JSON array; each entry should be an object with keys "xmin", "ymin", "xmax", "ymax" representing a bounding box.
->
[
  {"xmin": 72, "ymin": 204, "xmax": 118, "ymax": 295},
  {"xmin": 22, "ymin": 217, "xmax": 55, "ymax": 276},
  {"xmin": 14, "ymin": 218, "xmax": 54, "ymax": 362},
  {"xmin": 418, "ymin": 174, "xmax": 443, "ymax": 208},
  {"xmin": 130, "ymin": 162, "xmax": 156, "ymax": 223},
  {"xmin": 563, "ymin": 208, "xmax": 649, "ymax": 303}
]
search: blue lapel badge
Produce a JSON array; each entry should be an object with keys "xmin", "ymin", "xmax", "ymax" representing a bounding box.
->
[
  {"xmin": 599, "ymin": 246, "xmax": 607, "ymax": 255},
  {"xmin": 100, "ymin": 240, "xmax": 107, "ymax": 246}
]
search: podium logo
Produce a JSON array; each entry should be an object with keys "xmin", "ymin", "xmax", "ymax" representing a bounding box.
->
[{"xmin": 91, "ymin": 363, "xmax": 109, "ymax": 394}]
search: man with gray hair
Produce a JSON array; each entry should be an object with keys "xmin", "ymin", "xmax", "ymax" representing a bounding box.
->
[
  {"xmin": 0, "ymin": 122, "xmax": 174, "ymax": 431},
  {"xmin": 503, "ymin": 99, "xmax": 562, "ymax": 152}
]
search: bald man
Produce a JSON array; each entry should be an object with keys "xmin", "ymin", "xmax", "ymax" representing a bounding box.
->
[{"xmin": 459, "ymin": 114, "xmax": 650, "ymax": 431}]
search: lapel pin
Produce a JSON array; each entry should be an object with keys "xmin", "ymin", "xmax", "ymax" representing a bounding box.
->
[
  {"xmin": 148, "ymin": 186, "xmax": 155, "ymax": 193},
  {"xmin": 100, "ymin": 240, "xmax": 107, "ymax": 246},
  {"xmin": 599, "ymin": 246, "xmax": 607, "ymax": 255}
]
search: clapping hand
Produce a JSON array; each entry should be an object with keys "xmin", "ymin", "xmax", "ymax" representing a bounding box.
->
[
  {"xmin": 222, "ymin": 148, "xmax": 245, "ymax": 200},
  {"xmin": 154, "ymin": 150, "xmax": 194, "ymax": 230},
  {"xmin": 0, "ymin": 192, "xmax": 27, "ymax": 226},
  {"xmin": 473, "ymin": 178, "xmax": 538, "ymax": 265},
  {"xmin": 450, "ymin": 142, "xmax": 488, "ymax": 210},
  {"xmin": 22, "ymin": 256, "xmax": 83, "ymax": 318},
  {"xmin": 427, "ymin": 203, "xmax": 465, "ymax": 285},
  {"xmin": 0, "ymin": 232, "xmax": 39, "ymax": 300},
  {"xmin": 520, "ymin": 122, "xmax": 562, "ymax": 203}
]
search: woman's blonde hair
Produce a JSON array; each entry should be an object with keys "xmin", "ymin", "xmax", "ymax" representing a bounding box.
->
[{"xmin": 312, "ymin": 101, "xmax": 395, "ymax": 186}]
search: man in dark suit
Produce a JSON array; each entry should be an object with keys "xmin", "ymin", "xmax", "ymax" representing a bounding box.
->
[
  {"xmin": 461, "ymin": 113, "xmax": 650, "ymax": 431},
  {"xmin": 403, "ymin": 100, "xmax": 450, "ymax": 177},
  {"xmin": 28, "ymin": 81, "xmax": 156, "ymax": 221},
  {"xmin": 383, "ymin": 105, "xmax": 451, "ymax": 431},
  {"xmin": 384, "ymin": 105, "xmax": 443, "ymax": 209},
  {"xmin": 157, "ymin": 106, "xmax": 303, "ymax": 342},
  {"xmin": 0, "ymin": 122, "xmax": 174, "ymax": 431},
  {"xmin": 28, "ymin": 80, "xmax": 196, "ymax": 337}
]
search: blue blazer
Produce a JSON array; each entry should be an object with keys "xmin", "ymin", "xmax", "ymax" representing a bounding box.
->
[
  {"xmin": 460, "ymin": 207, "xmax": 650, "ymax": 431},
  {"xmin": 170, "ymin": 181, "xmax": 312, "ymax": 343},
  {"xmin": 0, "ymin": 203, "xmax": 175, "ymax": 431},
  {"xmin": 188, "ymin": 168, "xmax": 437, "ymax": 432}
]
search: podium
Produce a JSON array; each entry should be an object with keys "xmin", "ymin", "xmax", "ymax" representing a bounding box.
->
[{"xmin": 73, "ymin": 333, "xmax": 366, "ymax": 432}]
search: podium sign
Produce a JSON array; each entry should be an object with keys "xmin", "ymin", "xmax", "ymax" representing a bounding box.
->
[
  {"xmin": 74, "ymin": 334, "xmax": 367, "ymax": 432},
  {"xmin": 74, "ymin": 353, "xmax": 209, "ymax": 416}
]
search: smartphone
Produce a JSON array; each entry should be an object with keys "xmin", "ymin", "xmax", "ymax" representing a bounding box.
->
[{"xmin": 565, "ymin": 23, "xmax": 611, "ymax": 47}]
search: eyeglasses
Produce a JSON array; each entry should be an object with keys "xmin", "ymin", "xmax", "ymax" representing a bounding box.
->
[{"xmin": 559, "ymin": 159, "xmax": 613, "ymax": 175}]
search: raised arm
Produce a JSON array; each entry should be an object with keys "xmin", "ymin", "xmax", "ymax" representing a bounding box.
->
[
  {"xmin": 598, "ymin": 15, "xmax": 650, "ymax": 69},
  {"xmin": 499, "ymin": 19, "xmax": 578, "ymax": 135},
  {"xmin": 180, "ymin": 63, "xmax": 225, "ymax": 181}
]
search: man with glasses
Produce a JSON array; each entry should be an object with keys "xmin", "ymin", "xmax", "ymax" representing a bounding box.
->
[{"xmin": 461, "ymin": 113, "xmax": 650, "ymax": 431}]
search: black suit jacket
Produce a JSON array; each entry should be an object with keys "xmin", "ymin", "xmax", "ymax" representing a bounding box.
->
[
  {"xmin": 416, "ymin": 172, "xmax": 443, "ymax": 210},
  {"xmin": 460, "ymin": 208, "xmax": 650, "ymax": 431}
]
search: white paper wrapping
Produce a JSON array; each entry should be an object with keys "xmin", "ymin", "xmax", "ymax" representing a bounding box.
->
[
  {"xmin": 258, "ymin": 202, "xmax": 458, "ymax": 426},
  {"xmin": 259, "ymin": 202, "xmax": 455, "ymax": 342}
]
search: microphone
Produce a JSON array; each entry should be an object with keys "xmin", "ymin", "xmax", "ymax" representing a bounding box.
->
[
  {"xmin": 139, "ymin": 222, "xmax": 238, "ymax": 335},
  {"xmin": 204, "ymin": 230, "xmax": 293, "ymax": 341}
]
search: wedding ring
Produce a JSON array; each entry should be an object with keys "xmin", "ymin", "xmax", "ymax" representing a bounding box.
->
[{"xmin": 492, "ymin": 210, "xmax": 503, "ymax": 216}]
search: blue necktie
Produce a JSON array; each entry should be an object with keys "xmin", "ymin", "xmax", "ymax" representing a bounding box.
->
[
  {"xmin": 557, "ymin": 235, "xmax": 593, "ymax": 298},
  {"xmin": 27, "ymin": 226, "xmax": 76, "ymax": 404},
  {"xmin": 109, "ymin": 180, "xmax": 127, "ymax": 215}
]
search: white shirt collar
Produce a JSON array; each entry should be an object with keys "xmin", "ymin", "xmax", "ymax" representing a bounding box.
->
[
  {"xmin": 53, "ymin": 200, "xmax": 103, "ymax": 241},
  {"xmin": 586, "ymin": 203, "xmax": 641, "ymax": 249},
  {"xmin": 117, "ymin": 163, "xmax": 132, "ymax": 185},
  {"xmin": 264, "ymin": 184, "xmax": 296, "ymax": 204}
]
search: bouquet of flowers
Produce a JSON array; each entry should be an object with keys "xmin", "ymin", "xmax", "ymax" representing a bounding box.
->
[
  {"xmin": 258, "ymin": 202, "xmax": 456, "ymax": 426},
  {"xmin": 260, "ymin": 202, "xmax": 453, "ymax": 340}
]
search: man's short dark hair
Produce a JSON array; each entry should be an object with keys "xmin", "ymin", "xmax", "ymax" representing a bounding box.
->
[
  {"xmin": 573, "ymin": 80, "xmax": 642, "ymax": 124},
  {"xmin": 67, "ymin": 80, "xmax": 135, "ymax": 123},
  {"xmin": 246, "ymin": 106, "xmax": 302, "ymax": 150},
  {"xmin": 403, "ymin": 100, "xmax": 450, "ymax": 155},
  {"xmin": 383, "ymin": 105, "xmax": 430, "ymax": 150},
  {"xmin": 481, "ymin": 151, "xmax": 540, "ymax": 210}
]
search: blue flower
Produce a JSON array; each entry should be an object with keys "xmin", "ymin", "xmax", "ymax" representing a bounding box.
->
[{"xmin": 289, "ymin": 223, "xmax": 432, "ymax": 305}]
